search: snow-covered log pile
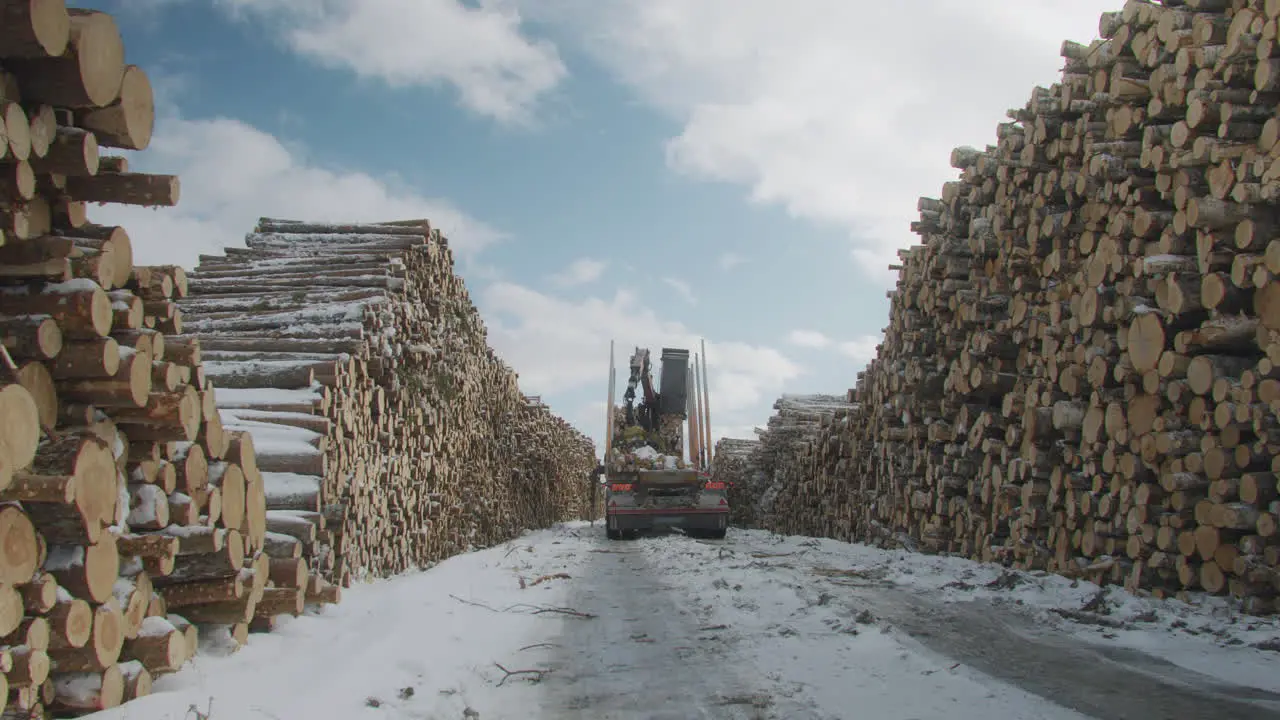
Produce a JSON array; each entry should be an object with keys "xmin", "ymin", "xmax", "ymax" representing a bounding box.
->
[
  {"xmin": 0, "ymin": 4, "xmax": 594, "ymax": 717},
  {"xmin": 502, "ymin": 396, "xmax": 601, "ymax": 532},
  {"xmin": 720, "ymin": 395, "xmax": 855, "ymax": 532},
  {"xmin": 749, "ymin": 0, "xmax": 1280, "ymax": 615},
  {"xmin": 710, "ymin": 437, "xmax": 762, "ymax": 526},
  {"xmin": 0, "ymin": 2, "xmax": 310, "ymax": 716},
  {"xmin": 178, "ymin": 217, "xmax": 599, "ymax": 587}
]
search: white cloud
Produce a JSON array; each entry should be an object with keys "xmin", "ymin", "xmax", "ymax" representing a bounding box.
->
[
  {"xmin": 787, "ymin": 329, "xmax": 830, "ymax": 349},
  {"xmin": 479, "ymin": 281, "xmax": 802, "ymax": 449},
  {"xmin": 662, "ymin": 277, "xmax": 696, "ymax": 305},
  {"xmin": 837, "ymin": 334, "xmax": 883, "ymax": 369},
  {"xmin": 93, "ymin": 112, "xmax": 502, "ymax": 270},
  {"xmin": 512, "ymin": 0, "xmax": 1117, "ymax": 282},
  {"xmin": 549, "ymin": 257, "xmax": 606, "ymax": 287},
  {"xmin": 717, "ymin": 252, "xmax": 746, "ymax": 271},
  {"xmin": 215, "ymin": 0, "xmax": 566, "ymax": 124}
]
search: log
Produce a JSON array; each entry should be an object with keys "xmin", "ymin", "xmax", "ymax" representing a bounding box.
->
[
  {"xmin": 72, "ymin": 64, "xmax": 153, "ymax": 151},
  {"xmin": 0, "ymin": 0, "xmax": 69, "ymax": 59},
  {"xmin": 0, "ymin": 280, "xmax": 112, "ymax": 339},
  {"xmin": 0, "ymin": 383, "xmax": 40, "ymax": 475},
  {"xmin": 4, "ymin": 8, "xmax": 124, "ymax": 107},
  {"xmin": 11, "ymin": 432, "xmax": 115, "ymax": 545},
  {"xmin": 62, "ymin": 172, "xmax": 177, "ymax": 207},
  {"xmin": 26, "ymin": 126, "xmax": 97, "ymax": 177},
  {"xmin": 47, "ymin": 598, "xmax": 122, "ymax": 672},
  {"xmin": 118, "ymin": 617, "xmax": 183, "ymax": 673},
  {"xmin": 44, "ymin": 536, "xmax": 117, "ymax": 604},
  {"xmin": 0, "ymin": 315, "xmax": 62, "ymax": 361},
  {"xmin": 0, "ymin": 504, "xmax": 40, "ymax": 585},
  {"xmin": 48, "ymin": 664, "xmax": 123, "ymax": 713}
]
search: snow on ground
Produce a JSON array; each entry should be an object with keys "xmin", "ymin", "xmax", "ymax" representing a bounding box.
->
[
  {"xmin": 676, "ymin": 530, "xmax": 1280, "ymax": 695},
  {"xmin": 89, "ymin": 523, "xmax": 1280, "ymax": 719},
  {"xmin": 92, "ymin": 525, "xmax": 598, "ymax": 720}
]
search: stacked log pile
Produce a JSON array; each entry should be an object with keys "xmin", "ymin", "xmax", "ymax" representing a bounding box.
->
[
  {"xmin": 0, "ymin": 1, "xmax": 323, "ymax": 715},
  {"xmin": 178, "ymin": 217, "xmax": 599, "ymax": 587},
  {"xmin": 710, "ymin": 437, "xmax": 762, "ymax": 526},
  {"xmin": 511, "ymin": 396, "xmax": 602, "ymax": 527},
  {"xmin": 729, "ymin": 0, "xmax": 1280, "ymax": 615},
  {"xmin": 0, "ymin": 4, "xmax": 597, "ymax": 717},
  {"xmin": 719, "ymin": 396, "xmax": 853, "ymax": 531}
]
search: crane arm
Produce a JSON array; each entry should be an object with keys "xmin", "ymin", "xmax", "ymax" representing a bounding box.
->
[{"xmin": 640, "ymin": 363, "xmax": 657, "ymax": 406}]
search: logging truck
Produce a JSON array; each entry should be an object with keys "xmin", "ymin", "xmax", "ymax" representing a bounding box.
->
[{"xmin": 593, "ymin": 342, "xmax": 728, "ymax": 540}]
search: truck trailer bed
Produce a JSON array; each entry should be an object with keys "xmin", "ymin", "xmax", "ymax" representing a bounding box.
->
[{"xmin": 603, "ymin": 469, "xmax": 728, "ymax": 540}]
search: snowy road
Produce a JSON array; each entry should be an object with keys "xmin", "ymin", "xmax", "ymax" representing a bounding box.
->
[
  {"xmin": 540, "ymin": 541, "xmax": 785, "ymax": 719},
  {"xmin": 858, "ymin": 589, "xmax": 1280, "ymax": 720},
  {"xmin": 545, "ymin": 529, "xmax": 1280, "ymax": 720},
  {"xmin": 89, "ymin": 522, "xmax": 1280, "ymax": 720}
]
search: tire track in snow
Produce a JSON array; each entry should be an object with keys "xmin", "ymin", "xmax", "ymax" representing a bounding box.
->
[
  {"xmin": 713, "ymin": 530, "xmax": 1280, "ymax": 720},
  {"xmin": 851, "ymin": 589, "xmax": 1280, "ymax": 720},
  {"xmin": 540, "ymin": 535, "xmax": 831, "ymax": 720}
]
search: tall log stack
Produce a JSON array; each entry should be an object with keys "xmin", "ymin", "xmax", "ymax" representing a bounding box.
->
[
  {"xmin": 0, "ymin": 2, "xmax": 597, "ymax": 717},
  {"xmin": 712, "ymin": 437, "xmax": 762, "ymax": 526},
  {"xmin": 712, "ymin": 396, "xmax": 852, "ymax": 529},
  {"xmin": 718, "ymin": 0, "xmax": 1280, "ymax": 616},
  {"xmin": 514, "ymin": 396, "xmax": 602, "ymax": 527},
  {"xmin": 0, "ymin": 2, "xmax": 254, "ymax": 716},
  {"xmin": 178, "ymin": 218, "xmax": 599, "ymax": 587}
]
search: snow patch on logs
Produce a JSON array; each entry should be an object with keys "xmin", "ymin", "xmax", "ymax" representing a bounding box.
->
[{"xmin": 178, "ymin": 217, "xmax": 599, "ymax": 587}]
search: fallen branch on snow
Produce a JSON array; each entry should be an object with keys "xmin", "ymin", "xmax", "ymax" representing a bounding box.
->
[
  {"xmin": 185, "ymin": 699, "xmax": 214, "ymax": 720},
  {"xmin": 449, "ymin": 594, "xmax": 597, "ymax": 619},
  {"xmin": 518, "ymin": 572, "xmax": 571, "ymax": 589},
  {"xmin": 530, "ymin": 572, "xmax": 571, "ymax": 586},
  {"xmin": 450, "ymin": 594, "xmax": 499, "ymax": 612},
  {"xmin": 491, "ymin": 661, "xmax": 547, "ymax": 681},
  {"xmin": 527, "ymin": 605, "xmax": 596, "ymax": 618},
  {"xmin": 503, "ymin": 544, "xmax": 532, "ymax": 559},
  {"xmin": 493, "ymin": 662, "xmax": 550, "ymax": 687},
  {"xmin": 519, "ymin": 642, "xmax": 560, "ymax": 652}
]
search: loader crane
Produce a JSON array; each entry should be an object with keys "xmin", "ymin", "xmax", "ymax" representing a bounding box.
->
[{"xmin": 592, "ymin": 340, "xmax": 727, "ymax": 540}]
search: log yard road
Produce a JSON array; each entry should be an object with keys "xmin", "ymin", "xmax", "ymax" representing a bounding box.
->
[{"xmin": 83, "ymin": 522, "xmax": 1280, "ymax": 720}]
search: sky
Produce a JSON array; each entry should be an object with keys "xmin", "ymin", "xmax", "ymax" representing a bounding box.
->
[{"xmin": 91, "ymin": 0, "xmax": 1120, "ymax": 457}]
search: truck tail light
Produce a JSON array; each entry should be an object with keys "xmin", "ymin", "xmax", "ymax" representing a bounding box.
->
[
  {"xmin": 610, "ymin": 483, "xmax": 633, "ymax": 492},
  {"xmin": 704, "ymin": 481, "xmax": 726, "ymax": 490}
]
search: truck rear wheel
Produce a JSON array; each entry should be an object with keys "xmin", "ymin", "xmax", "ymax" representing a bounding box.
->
[{"xmin": 607, "ymin": 528, "xmax": 621, "ymax": 540}]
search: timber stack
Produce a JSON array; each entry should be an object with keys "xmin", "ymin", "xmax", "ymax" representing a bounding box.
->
[
  {"xmin": 731, "ymin": 0, "xmax": 1280, "ymax": 616},
  {"xmin": 178, "ymin": 217, "xmax": 600, "ymax": 586},
  {"xmin": 710, "ymin": 437, "xmax": 761, "ymax": 526},
  {"xmin": 0, "ymin": 2, "xmax": 597, "ymax": 717},
  {"xmin": 726, "ymin": 395, "xmax": 854, "ymax": 532},
  {"xmin": 509, "ymin": 397, "xmax": 602, "ymax": 526},
  {"xmin": 0, "ymin": 0, "xmax": 318, "ymax": 716}
]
